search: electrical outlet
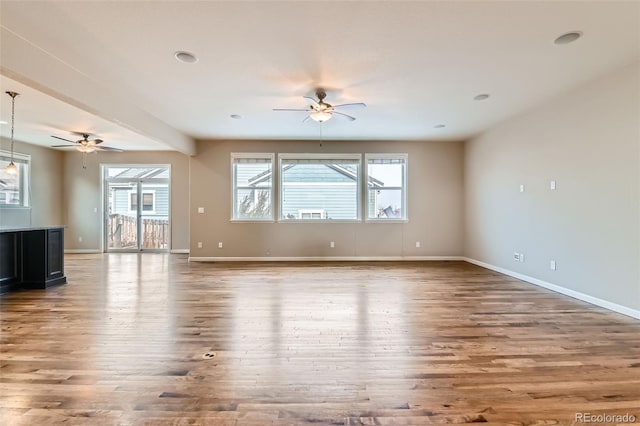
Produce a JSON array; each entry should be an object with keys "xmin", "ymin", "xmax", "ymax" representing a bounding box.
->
[
  {"xmin": 93, "ymin": 207, "xmax": 97, "ymax": 213},
  {"xmin": 415, "ymin": 241, "xmax": 421, "ymax": 248},
  {"xmin": 520, "ymin": 253, "xmax": 525, "ymax": 262},
  {"xmin": 330, "ymin": 241, "xmax": 335, "ymax": 248},
  {"xmin": 519, "ymin": 184, "xmax": 525, "ymax": 193},
  {"xmin": 197, "ymin": 242, "xmax": 203, "ymax": 248},
  {"xmin": 78, "ymin": 236, "xmax": 83, "ymax": 243},
  {"xmin": 218, "ymin": 242, "xmax": 223, "ymax": 249},
  {"xmin": 550, "ymin": 260, "xmax": 557, "ymax": 270},
  {"xmin": 198, "ymin": 207, "xmax": 205, "ymax": 214},
  {"xmin": 550, "ymin": 180, "xmax": 556, "ymax": 190}
]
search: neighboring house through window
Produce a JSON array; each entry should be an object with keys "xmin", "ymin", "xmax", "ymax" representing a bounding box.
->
[
  {"xmin": 366, "ymin": 154, "xmax": 408, "ymax": 221},
  {"xmin": 0, "ymin": 151, "xmax": 30, "ymax": 207},
  {"xmin": 231, "ymin": 153, "xmax": 274, "ymax": 221},
  {"xmin": 278, "ymin": 154, "xmax": 362, "ymax": 221},
  {"xmin": 129, "ymin": 190, "xmax": 156, "ymax": 214}
]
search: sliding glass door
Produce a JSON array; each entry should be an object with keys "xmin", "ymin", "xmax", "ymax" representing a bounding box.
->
[{"xmin": 104, "ymin": 165, "xmax": 170, "ymax": 252}]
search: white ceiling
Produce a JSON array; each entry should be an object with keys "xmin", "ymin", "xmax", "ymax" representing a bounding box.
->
[{"xmin": 1, "ymin": 1, "xmax": 639, "ymax": 152}]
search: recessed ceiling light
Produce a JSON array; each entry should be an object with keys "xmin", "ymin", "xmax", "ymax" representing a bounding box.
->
[
  {"xmin": 434, "ymin": 124, "xmax": 446, "ymax": 128},
  {"xmin": 230, "ymin": 114, "xmax": 242, "ymax": 119},
  {"xmin": 474, "ymin": 94, "xmax": 490, "ymax": 101},
  {"xmin": 554, "ymin": 31, "xmax": 583, "ymax": 45},
  {"xmin": 174, "ymin": 51, "xmax": 198, "ymax": 64}
]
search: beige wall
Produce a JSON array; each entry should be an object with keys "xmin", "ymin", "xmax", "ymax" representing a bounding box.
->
[
  {"xmin": 465, "ymin": 61, "xmax": 640, "ymax": 311},
  {"xmin": 190, "ymin": 139, "xmax": 464, "ymax": 258},
  {"xmin": 0, "ymin": 139, "xmax": 64, "ymax": 228},
  {"xmin": 63, "ymin": 150, "xmax": 190, "ymax": 251}
]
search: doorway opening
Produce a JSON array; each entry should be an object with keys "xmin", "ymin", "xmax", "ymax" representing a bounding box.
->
[{"xmin": 103, "ymin": 165, "xmax": 170, "ymax": 252}]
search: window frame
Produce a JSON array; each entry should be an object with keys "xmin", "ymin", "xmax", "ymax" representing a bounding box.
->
[
  {"xmin": 128, "ymin": 189, "xmax": 156, "ymax": 215},
  {"xmin": 230, "ymin": 152, "xmax": 275, "ymax": 222},
  {"xmin": 278, "ymin": 153, "xmax": 362, "ymax": 223},
  {"xmin": 0, "ymin": 150, "xmax": 31, "ymax": 209},
  {"xmin": 364, "ymin": 153, "xmax": 408, "ymax": 222}
]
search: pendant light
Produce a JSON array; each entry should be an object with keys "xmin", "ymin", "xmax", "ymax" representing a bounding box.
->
[{"xmin": 5, "ymin": 91, "xmax": 20, "ymax": 175}]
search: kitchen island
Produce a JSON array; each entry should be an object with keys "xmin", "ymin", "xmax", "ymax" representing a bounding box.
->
[{"xmin": 0, "ymin": 226, "xmax": 66, "ymax": 293}]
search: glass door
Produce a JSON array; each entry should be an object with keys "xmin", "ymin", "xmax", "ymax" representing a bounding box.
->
[{"xmin": 104, "ymin": 165, "xmax": 170, "ymax": 252}]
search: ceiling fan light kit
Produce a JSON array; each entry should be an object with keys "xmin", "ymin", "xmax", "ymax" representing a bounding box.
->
[
  {"xmin": 274, "ymin": 88, "xmax": 366, "ymax": 123},
  {"xmin": 50, "ymin": 132, "xmax": 123, "ymax": 169}
]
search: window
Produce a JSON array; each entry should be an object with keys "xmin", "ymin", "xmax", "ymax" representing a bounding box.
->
[
  {"xmin": 129, "ymin": 191, "xmax": 155, "ymax": 214},
  {"xmin": 0, "ymin": 151, "xmax": 30, "ymax": 207},
  {"xmin": 279, "ymin": 154, "xmax": 361, "ymax": 221},
  {"xmin": 231, "ymin": 153, "xmax": 274, "ymax": 221},
  {"xmin": 366, "ymin": 154, "xmax": 407, "ymax": 221}
]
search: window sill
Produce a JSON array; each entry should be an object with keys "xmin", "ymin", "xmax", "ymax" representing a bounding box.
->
[
  {"xmin": 0, "ymin": 206, "xmax": 31, "ymax": 210},
  {"xmin": 365, "ymin": 219, "xmax": 409, "ymax": 223},
  {"xmin": 278, "ymin": 219, "xmax": 362, "ymax": 224},
  {"xmin": 230, "ymin": 219, "xmax": 275, "ymax": 223}
]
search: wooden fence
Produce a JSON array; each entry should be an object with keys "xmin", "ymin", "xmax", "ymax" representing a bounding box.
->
[{"xmin": 108, "ymin": 214, "xmax": 169, "ymax": 249}]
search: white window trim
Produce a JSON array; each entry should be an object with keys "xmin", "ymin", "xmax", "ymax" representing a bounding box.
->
[
  {"xmin": 278, "ymin": 153, "xmax": 362, "ymax": 222},
  {"xmin": 230, "ymin": 153, "xmax": 275, "ymax": 222},
  {"xmin": 128, "ymin": 189, "xmax": 156, "ymax": 215},
  {"xmin": 364, "ymin": 153, "xmax": 408, "ymax": 222}
]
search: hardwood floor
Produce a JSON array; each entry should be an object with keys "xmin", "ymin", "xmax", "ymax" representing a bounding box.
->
[{"xmin": 1, "ymin": 254, "xmax": 639, "ymax": 425}]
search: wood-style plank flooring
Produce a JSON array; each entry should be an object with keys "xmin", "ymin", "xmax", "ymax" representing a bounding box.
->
[{"xmin": 1, "ymin": 254, "xmax": 640, "ymax": 425}]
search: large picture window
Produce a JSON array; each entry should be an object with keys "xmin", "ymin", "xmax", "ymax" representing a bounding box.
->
[
  {"xmin": 366, "ymin": 154, "xmax": 407, "ymax": 221},
  {"xmin": 0, "ymin": 151, "xmax": 30, "ymax": 207},
  {"xmin": 279, "ymin": 154, "xmax": 361, "ymax": 221},
  {"xmin": 231, "ymin": 153, "xmax": 274, "ymax": 221}
]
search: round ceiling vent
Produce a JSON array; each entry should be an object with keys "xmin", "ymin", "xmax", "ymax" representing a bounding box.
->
[
  {"xmin": 174, "ymin": 51, "xmax": 198, "ymax": 64},
  {"xmin": 554, "ymin": 31, "xmax": 583, "ymax": 45}
]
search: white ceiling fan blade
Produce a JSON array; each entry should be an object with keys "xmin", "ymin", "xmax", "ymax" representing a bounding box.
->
[
  {"xmin": 332, "ymin": 102, "xmax": 367, "ymax": 109},
  {"xmin": 95, "ymin": 146, "xmax": 124, "ymax": 152},
  {"xmin": 332, "ymin": 111, "xmax": 356, "ymax": 121},
  {"xmin": 51, "ymin": 135, "xmax": 76, "ymax": 143},
  {"xmin": 273, "ymin": 108, "xmax": 310, "ymax": 112},
  {"xmin": 302, "ymin": 115, "xmax": 311, "ymax": 123},
  {"xmin": 51, "ymin": 144, "xmax": 78, "ymax": 148}
]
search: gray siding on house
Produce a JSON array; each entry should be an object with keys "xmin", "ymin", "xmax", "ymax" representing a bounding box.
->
[
  {"xmin": 236, "ymin": 163, "xmax": 271, "ymax": 187},
  {"xmin": 282, "ymin": 184, "xmax": 357, "ymax": 219},
  {"xmin": 112, "ymin": 186, "xmax": 169, "ymax": 219},
  {"xmin": 283, "ymin": 164, "xmax": 354, "ymax": 183}
]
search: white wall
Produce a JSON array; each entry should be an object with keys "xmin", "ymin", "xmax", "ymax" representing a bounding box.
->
[{"xmin": 465, "ymin": 61, "xmax": 640, "ymax": 312}]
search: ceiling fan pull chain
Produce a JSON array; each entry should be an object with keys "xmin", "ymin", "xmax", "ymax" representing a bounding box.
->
[{"xmin": 82, "ymin": 152, "xmax": 87, "ymax": 169}]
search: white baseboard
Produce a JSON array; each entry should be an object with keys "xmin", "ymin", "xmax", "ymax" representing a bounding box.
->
[
  {"xmin": 463, "ymin": 257, "xmax": 640, "ymax": 320},
  {"xmin": 170, "ymin": 249, "xmax": 190, "ymax": 254},
  {"xmin": 65, "ymin": 249, "xmax": 102, "ymax": 254},
  {"xmin": 189, "ymin": 255, "xmax": 464, "ymax": 262}
]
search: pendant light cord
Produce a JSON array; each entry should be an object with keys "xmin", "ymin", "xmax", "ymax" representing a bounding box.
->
[{"xmin": 6, "ymin": 91, "xmax": 18, "ymax": 164}]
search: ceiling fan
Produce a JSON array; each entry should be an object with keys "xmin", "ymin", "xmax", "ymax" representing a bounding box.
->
[
  {"xmin": 51, "ymin": 132, "xmax": 123, "ymax": 169},
  {"xmin": 51, "ymin": 132, "xmax": 123, "ymax": 153},
  {"xmin": 273, "ymin": 89, "xmax": 366, "ymax": 123}
]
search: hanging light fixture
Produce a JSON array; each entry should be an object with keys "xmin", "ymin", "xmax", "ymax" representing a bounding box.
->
[
  {"xmin": 310, "ymin": 110, "xmax": 332, "ymax": 123},
  {"xmin": 5, "ymin": 91, "xmax": 20, "ymax": 175}
]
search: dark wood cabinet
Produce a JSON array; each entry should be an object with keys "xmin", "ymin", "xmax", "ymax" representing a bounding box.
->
[
  {"xmin": 0, "ymin": 232, "xmax": 20, "ymax": 293},
  {"xmin": 0, "ymin": 227, "xmax": 67, "ymax": 293}
]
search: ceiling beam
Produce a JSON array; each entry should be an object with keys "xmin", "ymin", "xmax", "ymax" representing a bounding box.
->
[{"xmin": 0, "ymin": 26, "xmax": 196, "ymax": 155}]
